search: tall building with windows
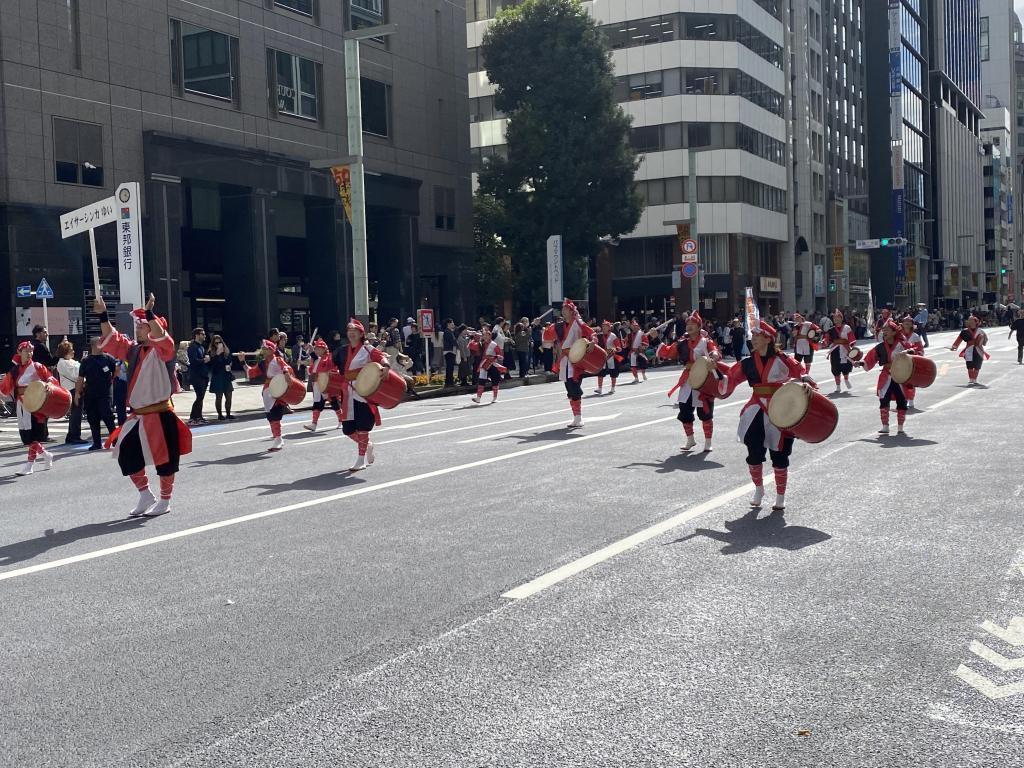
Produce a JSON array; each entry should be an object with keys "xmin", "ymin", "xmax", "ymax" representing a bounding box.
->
[
  {"xmin": 0, "ymin": 0, "xmax": 473, "ymax": 349},
  {"xmin": 467, "ymin": 0, "xmax": 789, "ymax": 318},
  {"xmin": 788, "ymin": 0, "xmax": 871, "ymax": 315}
]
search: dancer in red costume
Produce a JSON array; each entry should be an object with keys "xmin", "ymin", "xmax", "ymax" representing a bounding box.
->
[
  {"xmin": 593, "ymin": 320, "xmax": 622, "ymax": 396},
  {"xmin": 0, "ymin": 342, "xmax": 57, "ymax": 476},
  {"xmin": 552, "ymin": 300, "xmax": 595, "ymax": 428},
  {"xmin": 857, "ymin": 319, "xmax": 916, "ymax": 435},
  {"xmin": 667, "ymin": 312, "xmax": 721, "ymax": 453},
  {"xmin": 950, "ymin": 314, "xmax": 989, "ymax": 386},
  {"xmin": 334, "ymin": 318, "xmax": 388, "ymax": 471},
  {"xmin": 304, "ymin": 339, "xmax": 343, "ymax": 432}
]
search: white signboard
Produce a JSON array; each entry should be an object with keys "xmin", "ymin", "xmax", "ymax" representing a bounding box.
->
[
  {"xmin": 115, "ymin": 182, "xmax": 145, "ymax": 309},
  {"xmin": 856, "ymin": 239, "xmax": 881, "ymax": 250},
  {"xmin": 546, "ymin": 235, "xmax": 563, "ymax": 306},
  {"xmin": 60, "ymin": 196, "xmax": 118, "ymax": 238}
]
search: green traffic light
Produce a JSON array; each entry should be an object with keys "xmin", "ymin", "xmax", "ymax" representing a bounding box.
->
[{"xmin": 881, "ymin": 238, "xmax": 890, "ymax": 246}]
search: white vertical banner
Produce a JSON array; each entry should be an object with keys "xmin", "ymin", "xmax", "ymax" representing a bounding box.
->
[
  {"xmin": 116, "ymin": 182, "xmax": 146, "ymax": 308},
  {"xmin": 744, "ymin": 286, "xmax": 760, "ymax": 340},
  {"xmin": 546, "ymin": 235, "xmax": 563, "ymax": 305}
]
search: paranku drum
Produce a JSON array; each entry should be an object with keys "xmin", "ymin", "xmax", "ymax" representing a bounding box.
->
[
  {"xmin": 686, "ymin": 357, "xmax": 732, "ymax": 399},
  {"xmin": 317, "ymin": 371, "xmax": 346, "ymax": 399},
  {"xmin": 806, "ymin": 328, "xmax": 819, "ymax": 341},
  {"xmin": 767, "ymin": 381, "xmax": 838, "ymax": 443},
  {"xmin": 846, "ymin": 345, "xmax": 864, "ymax": 363},
  {"xmin": 568, "ymin": 338, "xmax": 608, "ymax": 374},
  {"xmin": 889, "ymin": 352, "xmax": 936, "ymax": 389},
  {"xmin": 354, "ymin": 363, "xmax": 406, "ymax": 410},
  {"xmin": 22, "ymin": 381, "xmax": 71, "ymax": 420},
  {"xmin": 269, "ymin": 373, "xmax": 306, "ymax": 406}
]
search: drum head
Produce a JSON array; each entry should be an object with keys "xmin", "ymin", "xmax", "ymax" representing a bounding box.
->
[
  {"xmin": 22, "ymin": 381, "xmax": 47, "ymax": 412},
  {"xmin": 767, "ymin": 382, "xmax": 810, "ymax": 430},
  {"xmin": 847, "ymin": 346, "xmax": 863, "ymax": 361},
  {"xmin": 807, "ymin": 329, "xmax": 818, "ymax": 340},
  {"xmin": 568, "ymin": 338, "xmax": 591, "ymax": 364},
  {"xmin": 268, "ymin": 374, "xmax": 289, "ymax": 399},
  {"xmin": 354, "ymin": 363, "xmax": 383, "ymax": 398},
  {"xmin": 687, "ymin": 356, "xmax": 713, "ymax": 389},
  {"xmin": 889, "ymin": 352, "xmax": 913, "ymax": 384}
]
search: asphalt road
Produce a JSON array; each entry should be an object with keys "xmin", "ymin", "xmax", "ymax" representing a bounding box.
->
[{"xmin": 1, "ymin": 330, "xmax": 1022, "ymax": 767}]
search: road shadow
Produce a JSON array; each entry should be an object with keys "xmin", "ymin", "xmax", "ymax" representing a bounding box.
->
[
  {"xmin": 188, "ymin": 452, "xmax": 275, "ymax": 468},
  {"xmin": 857, "ymin": 436, "xmax": 938, "ymax": 448},
  {"xmin": 501, "ymin": 427, "xmax": 585, "ymax": 444},
  {"xmin": 618, "ymin": 453, "xmax": 725, "ymax": 474},
  {"xmin": 668, "ymin": 509, "xmax": 831, "ymax": 555},
  {"xmin": 0, "ymin": 518, "xmax": 149, "ymax": 567},
  {"xmin": 226, "ymin": 471, "xmax": 366, "ymax": 496},
  {"xmin": 826, "ymin": 391, "xmax": 855, "ymax": 400}
]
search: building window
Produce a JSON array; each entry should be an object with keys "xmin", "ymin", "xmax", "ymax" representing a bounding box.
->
[
  {"xmin": 272, "ymin": 50, "xmax": 319, "ymax": 120},
  {"xmin": 980, "ymin": 17, "xmax": 989, "ymax": 62},
  {"xmin": 276, "ymin": 0, "xmax": 314, "ymax": 17},
  {"xmin": 433, "ymin": 186, "xmax": 456, "ymax": 231},
  {"xmin": 361, "ymin": 78, "xmax": 390, "ymax": 137},
  {"xmin": 351, "ymin": 0, "xmax": 384, "ymax": 30},
  {"xmin": 171, "ymin": 22, "xmax": 237, "ymax": 101},
  {"xmin": 53, "ymin": 118, "xmax": 103, "ymax": 186}
]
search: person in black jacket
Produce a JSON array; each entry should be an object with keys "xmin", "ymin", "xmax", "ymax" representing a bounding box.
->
[
  {"xmin": 442, "ymin": 318, "xmax": 458, "ymax": 387},
  {"xmin": 186, "ymin": 328, "xmax": 210, "ymax": 425},
  {"xmin": 76, "ymin": 337, "xmax": 117, "ymax": 450}
]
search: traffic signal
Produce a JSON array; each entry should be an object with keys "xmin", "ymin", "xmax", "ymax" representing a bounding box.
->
[
  {"xmin": 880, "ymin": 237, "xmax": 907, "ymax": 247},
  {"xmin": 1001, "ymin": 267, "xmax": 1008, "ymax": 275},
  {"xmin": 828, "ymin": 278, "xmax": 837, "ymax": 292}
]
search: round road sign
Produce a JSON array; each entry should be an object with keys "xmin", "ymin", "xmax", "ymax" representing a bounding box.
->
[
  {"xmin": 682, "ymin": 238, "xmax": 698, "ymax": 254},
  {"xmin": 682, "ymin": 262, "xmax": 698, "ymax": 279}
]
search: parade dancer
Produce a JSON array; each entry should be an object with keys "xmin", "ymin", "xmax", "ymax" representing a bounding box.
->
[
  {"xmin": 900, "ymin": 316, "xmax": 924, "ymax": 409},
  {"xmin": 950, "ymin": 314, "xmax": 989, "ymax": 386},
  {"xmin": 94, "ymin": 294, "xmax": 191, "ymax": 516},
  {"xmin": 668, "ymin": 312, "xmax": 721, "ymax": 452},
  {"xmin": 857, "ymin": 319, "xmax": 915, "ymax": 435},
  {"xmin": 791, "ymin": 312, "xmax": 821, "ymax": 367},
  {"xmin": 593, "ymin": 320, "xmax": 622, "ymax": 395},
  {"xmin": 303, "ymin": 339, "xmax": 342, "ymax": 432},
  {"xmin": 822, "ymin": 309, "xmax": 855, "ymax": 393},
  {"xmin": 874, "ymin": 307, "xmax": 893, "ymax": 341},
  {"xmin": 258, "ymin": 339, "xmax": 293, "ymax": 452},
  {"xmin": 554, "ymin": 299, "xmax": 595, "ymax": 428},
  {"xmin": 335, "ymin": 318, "xmax": 388, "ymax": 471},
  {"xmin": 627, "ymin": 319, "xmax": 648, "ymax": 383},
  {"xmin": 725, "ymin": 320, "xmax": 813, "ymax": 513},
  {"xmin": 470, "ymin": 327, "xmax": 506, "ymax": 404},
  {"xmin": 1008, "ymin": 309, "xmax": 1024, "ymax": 365},
  {"xmin": 0, "ymin": 342, "xmax": 56, "ymax": 476}
]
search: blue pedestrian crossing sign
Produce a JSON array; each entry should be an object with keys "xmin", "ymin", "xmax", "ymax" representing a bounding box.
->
[
  {"xmin": 16, "ymin": 285, "xmax": 32, "ymax": 298},
  {"xmin": 35, "ymin": 278, "xmax": 54, "ymax": 299}
]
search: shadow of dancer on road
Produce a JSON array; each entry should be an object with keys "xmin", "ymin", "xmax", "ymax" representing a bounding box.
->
[
  {"xmin": 0, "ymin": 518, "xmax": 148, "ymax": 567},
  {"xmin": 618, "ymin": 453, "xmax": 725, "ymax": 474},
  {"xmin": 668, "ymin": 508, "xmax": 831, "ymax": 555}
]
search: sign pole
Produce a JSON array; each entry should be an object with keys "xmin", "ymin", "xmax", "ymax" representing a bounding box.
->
[
  {"xmin": 88, "ymin": 227, "xmax": 101, "ymax": 295},
  {"xmin": 42, "ymin": 297, "xmax": 49, "ymax": 350}
]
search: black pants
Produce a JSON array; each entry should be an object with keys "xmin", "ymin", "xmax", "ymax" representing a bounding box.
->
[
  {"xmin": 743, "ymin": 411, "xmax": 793, "ymax": 468},
  {"xmin": 215, "ymin": 391, "xmax": 233, "ymax": 417},
  {"xmin": 965, "ymin": 356, "xmax": 983, "ymax": 371},
  {"xmin": 341, "ymin": 400, "xmax": 376, "ymax": 435},
  {"xmin": 732, "ymin": 342, "xmax": 744, "ymax": 360},
  {"xmin": 564, "ymin": 378, "xmax": 583, "ymax": 401},
  {"xmin": 84, "ymin": 396, "xmax": 116, "ymax": 448},
  {"xmin": 829, "ymin": 350, "xmax": 853, "ymax": 378},
  {"xmin": 444, "ymin": 352, "xmax": 456, "ymax": 386},
  {"xmin": 919, "ymin": 328, "xmax": 929, "ymax": 347},
  {"xmin": 1017, "ymin": 342, "xmax": 1023, "ymax": 363},
  {"xmin": 66, "ymin": 388, "xmax": 83, "ymax": 442},
  {"xmin": 312, "ymin": 395, "xmax": 341, "ymax": 413},
  {"xmin": 190, "ymin": 378, "xmax": 208, "ymax": 421},
  {"xmin": 117, "ymin": 412, "xmax": 181, "ymax": 477},
  {"xmin": 677, "ymin": 398, "xmax": 713, "ymax": 424},
  {"xmin": 795, "ymin": 351, "xmax": 814, "ymax": 365},
  {"xmin": 517, "ymin": 351, "xmax": 529, "ymax": 378},
  {"xmin": 879, "ymin": 381, "xmax": 907, "ymax": 411}
]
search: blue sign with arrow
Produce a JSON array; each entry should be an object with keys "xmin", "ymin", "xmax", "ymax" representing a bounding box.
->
[
  {"xmin": 35, "ymin": 278, "xmax": 54, "ymax": 300},
  {"xmin": 16, "ymin": 285, "xmax": 32, "ymax": 298}
]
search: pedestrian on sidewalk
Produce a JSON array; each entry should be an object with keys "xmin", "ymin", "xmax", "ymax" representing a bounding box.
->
[
  {"xmin": 56, "ymin": 339, "xmax": 87, "ymax": 444},
  {"xmin": 442, "ymin": 318, "xmax": 458, "ymax": 387},
  {"xmin": 291, "ymin": 335, "xmax": 308, "ymax": 381},
  {"xmin": 187, "ymin": 327, "xmax": 210, "ymax": 426},
  {"xmin": 1008, "ymin": 309, "xmax": 1024, "ymax": 364},
  {"xmin": 914, "ymin": 304, "xmax": 930, "ymax": 348},
  {"xmin": 176, "ymin": 341, "xmax": 191, "ymax": 391},
  {"xmin": 209, "ymin": 335, "xmax": 236, "ymax": 420},
  {"xmin": 77, "ymin": 337, "xmax": 117, "ymax": 450},
  {"xmin": 514, "ymin": 317, "xmax": 531, "ymax": 378},
  {"xmin": 457, "ymin": 325, "xmax": 474, "ymax": 385}
]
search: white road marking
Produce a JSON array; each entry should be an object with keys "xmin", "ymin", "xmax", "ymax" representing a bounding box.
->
[
  {"xmin": 194, "ymin": 407, "xmax": 439, "ymax": 440},
  {"xmin": 0, "ymin": 415, "xmax": 677, "ymax": 583},
  {"xmin": 969, "ymin": 640, "xmax": 1024, "ymax": 671},
  {"xmin": 980, "ymin": 618, "xmax": 1024, "ymax": 647},
  {"xmin": 954, "ymin": 664, "xmax": 1024, "ymax": 700},
  {"xmin": 219, "ymin": 417, "xmax": 463, "ymax": 446},
  {"xmin": 459, "ymin": 413, "xmax": 623, "ymax": 443}
]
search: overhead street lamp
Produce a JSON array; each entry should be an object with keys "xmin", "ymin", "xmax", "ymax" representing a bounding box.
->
[{"xmin": 311, "ymin": 23, "xmax": 398, "ymax": 322}]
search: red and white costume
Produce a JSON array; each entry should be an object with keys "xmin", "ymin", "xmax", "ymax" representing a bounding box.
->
[
  {"xmin": 899, "ymin": 320, "xmax": 924, "ymax": 408},
  {"xmin": 305, "ymin": 341, "xmax": 342, "ymax": 431},
  {"xmin": 471, "ymin": 335, "xmax": 506, "ymax": 403},
  {"xmin": 100, "ymin": 308, "xmax": 192, "ymax": 515},
  {"xmin": 0, "ymin": 343, "xmax": 57, "ymax": 474},
  {"xmin": 950, "ymin": 320, "xmax": 989, "ymax": 384},
  {"xmin": 860, "ymin": 320, "xmax": 915, "ymax": 433},
  {"xmin": 258, "ymin": 339, "xmax": 294, "ymax": 452},
  {"xmin": 791, "ymin": 314, "xmax": 821, "ymax": 362},
  {"xmin": 668, "ymin": 314, "xmax": 724, "ymax": 451},
  {"xmin": 554, "ymin": 300, "xmax": 595, "ymax": 427},
  {"xmin": 823, "ymin": 317, "xmax": 856, "ymax": 392},
  {"xmin": 594, "ymin": 322, "xmax": 622, "ymax": 394},
  {"xmin": 338, "ymin": 319, "xmax": 388, "ymax": 471},
  {"xmin": 626, "ymin": 322, "xmax": 648, "ymax": 381}
]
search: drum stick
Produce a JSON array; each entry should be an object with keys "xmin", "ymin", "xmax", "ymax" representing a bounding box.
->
[{"xmin": 531, "ymin": 308, "xmax": 554, "ymax": 325}]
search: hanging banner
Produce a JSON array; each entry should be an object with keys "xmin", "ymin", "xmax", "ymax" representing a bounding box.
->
[
  {"xmin": 331, "ymin": 165, "xmax": 353, "ymax": 223},
  {"xmin": 744, "ymin": 287, "xmax": 760, "ymax": 340}
]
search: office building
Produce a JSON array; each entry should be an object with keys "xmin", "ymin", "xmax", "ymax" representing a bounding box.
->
[
  {"xmin": 788, "ymin": 0, "xmax": 871, "ymax": 314},
  {"xmin": 980, "ymin": 108, "xmax": 1014, "ymax": 302},
  {"xmin": 468, "ymin": 0, "xmax": 789, "ymax": 318},
  {"xmin": 0, "ymin": 0, "xmax": 473, "ymax": 350}
]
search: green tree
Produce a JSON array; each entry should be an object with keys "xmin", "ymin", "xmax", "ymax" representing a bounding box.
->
[
  {"xmin": 473, "ymin": 191, "xmax": 515, "ymax": 316},
  {"xmin": 479, "ymin": 0, "xmax": 641, "ymax": 308}
]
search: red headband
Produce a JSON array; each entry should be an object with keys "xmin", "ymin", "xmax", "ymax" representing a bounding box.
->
[
  {"xmin": 262, "ymin": 339, "xmax": 278, "ymax": 354},
  {"xmin": 347, "ymin": 318, "xmax": 365, "ymax": 334},
  {"xmin": 752, "ymin": 320, "xmax": 777, "ymax": 339},
  {"xmin": 686, "ymin": 312, "xmax": 702, "ymax": 326},
  {"xmin": 882, "ymin": 319, "xmax": 900, "ymax": 333},
  {"xmin": 562, "ymin": 299, "xmax": 577, "ymax": 313},
  {"xmin": 130, "ymin": 309, "xmax": 168, "ymax": 330},
  {"xmin": 312, "ymin": 338, "xmax": 328, "ymax": 350},
  {"xmin": 12, "ymin": 340, "xmax": 32, "ymax": 364}
]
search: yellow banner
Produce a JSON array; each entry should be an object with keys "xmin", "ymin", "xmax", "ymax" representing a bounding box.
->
[{"xmin": 331, "ymin": 165, "xmax": 353, "ymax": 223}]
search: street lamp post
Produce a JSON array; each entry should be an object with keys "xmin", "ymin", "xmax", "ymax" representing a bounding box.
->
[{"xmin": 663, "ymin": 147, "xmax": 705, "ymax": 315}]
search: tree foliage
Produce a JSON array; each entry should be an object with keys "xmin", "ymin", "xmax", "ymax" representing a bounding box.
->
[
  {"xmin": 473, "ymin": 192, "xmax": 515, "ymax": 315},
  {"xmin": 478, "ymin": 0, "xmax": 641, "ymax": 308}
]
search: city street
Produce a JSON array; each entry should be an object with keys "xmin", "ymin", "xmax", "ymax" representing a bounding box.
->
[{"xmin": 1, "ymin": 330, "xmax": 1022, "ymax": 767}]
